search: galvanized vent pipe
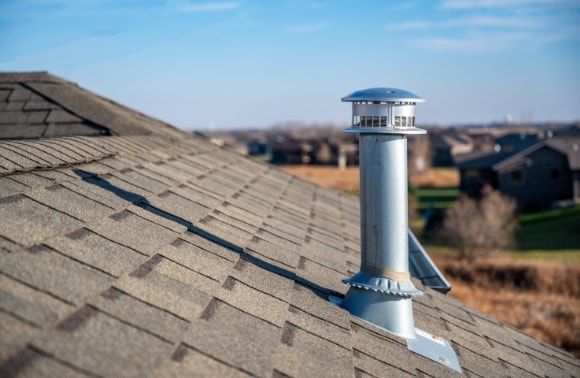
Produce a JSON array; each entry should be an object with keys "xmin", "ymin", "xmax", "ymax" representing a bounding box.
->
[
  {"xmin": 340, "ymin": 87, "xmax": 425, "ymax": 338},
  {"xmin": 338, "ymin": 87, "xmax": 461, "ymax": 373}
]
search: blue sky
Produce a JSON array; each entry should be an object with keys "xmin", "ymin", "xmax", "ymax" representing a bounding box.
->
[{"xmin": 1, "ymin": 0, "xmax": 579, "ymax": 131}]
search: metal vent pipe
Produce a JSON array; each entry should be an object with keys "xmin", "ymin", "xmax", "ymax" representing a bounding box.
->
[
  {"xmin": 340, "ymin": 87, "xmax": 426, "ymax": 339},
  {"xmin": 336, "ymin": 88, "xmax": 462, "ymax": 373}
]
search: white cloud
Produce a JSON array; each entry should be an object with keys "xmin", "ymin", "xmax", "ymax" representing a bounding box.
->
[
  {"xmin": 387, "ymin": 1, "xmax": 421, "ymax": 11},
  {"xmin": 414, "ymin": 32, "xmax": 529, "ymax": 53},
  {"xmin": 441, "ymin": 0, "xmax": 561, "ymax": 9},
  {"xmin": 443, "ymin": 15, "xmax": 541, "ymax": 28},
  {"xmin": 178, "ymin": 1, "xmax": 240, "ymax": 12},
  {"xmin": 387, "ymin": 15, "xmax": 540, "ymax": 31},
  {"xmin": 288, "ymin": 21, "xmax": 330, "ymax": 33},
  {"xmin": 386, "ymin": 21, "xmax": 432, "ymax": 31}
]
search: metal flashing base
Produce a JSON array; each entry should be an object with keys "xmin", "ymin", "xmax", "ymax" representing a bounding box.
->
[
  {"xmin": 407, "ymin": 328, "xmax": 462, "ymax": 373},
  {"xmin": 329, "ymin": 295, "xmax": 462, "ymax": 374},
  {"xmin": 340, "ymin": 287, "xmax": 417, "ymax": 339},
  {"xmin": 342, "ymin": 272, "xmax": 423, "ymax": 297}
]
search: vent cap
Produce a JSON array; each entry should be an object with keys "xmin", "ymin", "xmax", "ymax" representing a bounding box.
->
[
  {"xmin": 341, "ymin": 87, "xmax": 426, "ymax": 103},
  {"xmin": 342, "ymin": 87, "xmax": 426, "ymax": 134}
]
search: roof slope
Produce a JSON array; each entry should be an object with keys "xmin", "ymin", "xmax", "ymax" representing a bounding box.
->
[
  {"xmin": 0, "ymin": 72, "xmax": 184, "ymax": 139},
  {"xmin": 0, "ymin": 73, "xmax": 578, "ymax": 377},
  {"xmin": 458, "ymin": 138, "xmax": 580, "ymax": 172},
  {"xmin": 547, "ymin": 138, "xmax": 580, "ymax": 170}
]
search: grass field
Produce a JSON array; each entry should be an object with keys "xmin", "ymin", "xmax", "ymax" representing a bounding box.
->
[
  {"xmin": 413, "ymin": 186, "xmax": 459, "ymax": 212},
  {"xmin": 513, "ymin": 205, "xmax": 580, "ymax": 257}
]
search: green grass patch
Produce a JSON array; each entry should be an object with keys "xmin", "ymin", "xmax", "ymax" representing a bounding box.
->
[
  {"xmin": 414, "ymin": 188, "xmax": 459, "ymax": 197},
  {"xmin": 417, "ymin": 201, "xmax": 456, "ymax": 210},
  {"xmin": 519, "ymin": 204, "xmax": 580, "ymax": 223},
  {"xmin": 516, "ymin": 205, "xmax": 580, "ymax": 251},
  {"xmin": 414, "ymin": 186, "xmax": 459, "ymax": 212}
]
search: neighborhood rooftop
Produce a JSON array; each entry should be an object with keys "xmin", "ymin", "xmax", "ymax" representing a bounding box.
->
[{"xmin": 0, "ymin": 72, "xmax": 578, "ymax": 377}]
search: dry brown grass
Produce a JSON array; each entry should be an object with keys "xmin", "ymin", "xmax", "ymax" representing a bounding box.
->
[
  {"xmin": 433, "ymin": 255, "xmax": 580, "ymax": 357},
  {"xmin": 281, "ymin": 165, "xmax": 360, "ymax": 192},
  {"xmin": 282, "ymin": 164, "xmax": 580, "ymax": 357},
  {"xmin": 409, "ymin": 168, "xmax": 459, "ymax": 187},
  {"xmin": 281, "ymin": 165, "xmax": 459, "ymax": 192}
]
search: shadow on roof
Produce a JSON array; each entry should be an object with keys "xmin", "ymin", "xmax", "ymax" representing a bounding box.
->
[{"xmin": 73, "ymin": 169, "xmax": 338, "ymax": 302}]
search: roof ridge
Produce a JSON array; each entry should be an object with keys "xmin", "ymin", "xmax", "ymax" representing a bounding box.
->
[
  {"xmin": 0, "ymin": 71, "xmax": 67, "ymax": 84},
  {"xmin": 0, "ymin": 136, "xmax": 117, "ymax": 177}
]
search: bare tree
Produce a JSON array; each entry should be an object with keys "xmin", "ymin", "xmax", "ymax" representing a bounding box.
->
[
  {"xmin": 441, "ymin": 191, "xmax": 518, "ymax": 261},
  {"xmin": 408, "ymin": 134, "xmax": 431, "ymax": 177},
  {"xmin": 315, "ymin": 142, "xmax": 332, "ymax": 165}
]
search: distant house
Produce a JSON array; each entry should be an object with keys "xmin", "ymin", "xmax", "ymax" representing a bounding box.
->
[
  {"xmin": 270, "ymin": 139, "xmax": 340, "ymax": 165},
  {"xmin": 457, "ymin": 137, "xmax": 579, "ymax": 212},
  {"xmin": 247, "ymin": 139, "xmax": 267, "ymax": 156},
  {"xmin": 270, "ymin": 139, "xmax": 315, "ymax": 164},
  {"xmin": 492, "ymin": 133, "xmax": 540, "ymax": 154},
  {"xmin": 429, "ymin": 131, "xmax": 473, "ymax": 167},
  {"xmin": 554, "ymin": 123, "xmax": 580, "ymax": 138}
]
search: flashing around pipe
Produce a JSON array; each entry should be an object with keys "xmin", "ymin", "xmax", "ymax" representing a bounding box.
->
[
  {"xmin": 407, "ymin": 328, "xmax": 462, "ymax": 373},
  {"xmin": 340, "ymin": 287, "xmax": 417, "ymax": 339},
  {"xmin": 342, "ymin": 272, "xmax": 423, "ymax": 297},
  {"xmin": 329, "ymin": 294, "xmax": 462, "ymax": 374}
]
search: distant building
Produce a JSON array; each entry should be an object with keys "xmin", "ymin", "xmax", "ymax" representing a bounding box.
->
[
  {"xmin": 457, "ymin": 137, "xmax": 579, "ymax": 212},
  {"xmin": 270, "ymin": 139, "xmax": 315, "ymax": 164},
  {"xmin": 492, "ymin": 133, "xmax": 540, "ymax": 154},
  {"xmin": 429, "ymin": 131, "xmax": 473, "ymax": 167},
  {"xmin": 247, "ymin": 139, "xmax": 267, "ymax": 156}
]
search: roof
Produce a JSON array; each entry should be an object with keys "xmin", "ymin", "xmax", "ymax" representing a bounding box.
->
[
  {"xmin": 430, "ymin": 132, "xmax": 473, "ymax": 150},
  {"xmin": 547, "ymin": 137, "xmax": 580, "ymax": 170},
  {"xmin": 0, "ymin": 71, "xmax": 184, "ymax": 139},
  {"xmin": 1, "ymin": 72, "xmax": 578, "ymax": 377},
  {"xmin": 456, "ymin": 150, "xmax": 516, "ymax": 170},
  {"xmin": 458, "ymin": 138, "xmax": 580, "ymax": 172},
  {"xmin": 494, "ymin": 133, "xmax": 540, "ymax": 150}
]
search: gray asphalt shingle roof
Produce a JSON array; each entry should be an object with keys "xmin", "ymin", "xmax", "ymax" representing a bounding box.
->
[
  {"xmin": 0, "ymin": 72, "xmax": 108, "ymax": 139},
  {"xmin": 0, "ymin": 72, "xmax": 578, "ymax": 377}
]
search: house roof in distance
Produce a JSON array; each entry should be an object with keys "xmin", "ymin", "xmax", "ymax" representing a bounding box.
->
[
  {"xmin": 457, "ymin": 138, "xmax": 580, "ymax": 172},
  {"xmin": 0, "ymin": 72, "xmax": 578, "ymax": 377}
]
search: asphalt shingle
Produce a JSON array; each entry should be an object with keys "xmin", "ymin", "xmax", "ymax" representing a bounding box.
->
[
  {"xmin": 184, "ymin": 299, "xmax": 281, "ymax": 377},
  {"xmin": 0, "ymin": 195, "xmax": 82, "ymax": 247},
  {"xmin": 0, "ymin": 347, "xmax": 89, "ymax": 378},
  {"xmin": 215, "ymin": 276, "xmax": 288, "ymax": 327},
  {"xmin": 0, "ymin": 274, "xmax": 73, "ymax": 327},
  {"xmin": 89, "ymin": 287, "xmax": 189, "ymax": 343},
  {"xmin": 26, "ymin": 184, "xmax": 114, "ymax": 222},
  {"xmin": 89, "ymin": 211, "xmax": 179, "ymax": 256},
  {"xmin": 0, "ymin": 246, "xmax": 112, "ymax": 304},
  {"xmin": 153, "ymin": 344, "xmax": 252, "ymax": 378},
  {"xmin": 0, "ymin": 313, "xmax": 39, "ymax": 366},
  {"xmin": 33, "ymin": 306, "xmax": 173, "ymax": 377},
  {"xmin": 46, "ymin": 228, "xmax": 147, "ymax": 277},
  {"xmin": 274, "ymin": 322, "xmax": 353, "ymax": 378},
  {"xmin": 0, "ymin": 177, "xmax": 29, "ymax": 197},
  {"xmin": 159, "ymin": 238, "xmax": 233, "ymax": 283}
]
